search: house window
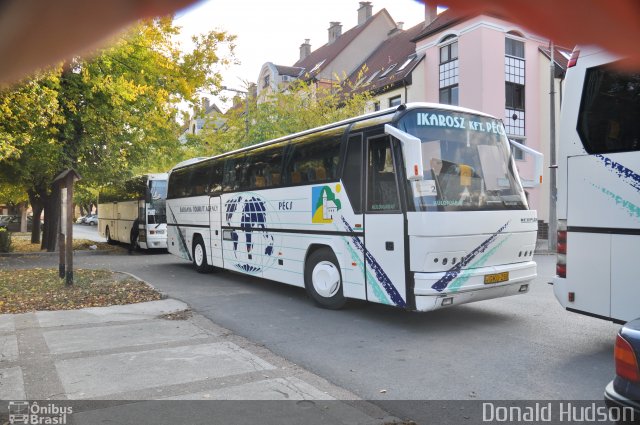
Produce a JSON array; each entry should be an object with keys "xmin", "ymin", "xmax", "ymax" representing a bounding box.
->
[
  {"xmin": 373, "ymin": 101, "xmax": 381, "ymax": 111},
  {"xmin": 439, "ymin": 38, "xmax": 459, "ymax": 106},
  {"xmin": 263, "ymin": 74, "xmax": 270, "ymax": 89},
  {"xmin": 505, "ymin": 36, "xmax": 526, "ymax": 137},
  {"xmin": 511, "ymin": 138, "xmax": 526, "ymax": 161},
  {"xmin": 506, "ymin": 38, "xmax": 525, "ymax": 58},
  {"xmin": 440, "ymin": 40, "xmax": 458, "ymax": 63},
  {"xmin": 439, "ymin": 86, "xmax": 459, "ymax": 105},
  {"xmin": 389, "ymin": 95, "xmax": 402, "ymax": 107},
  {"xmin": 505, "ymin": 82, "xmax": 525, "ymax": 110}
]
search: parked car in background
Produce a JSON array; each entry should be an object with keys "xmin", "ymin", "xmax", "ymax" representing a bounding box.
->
[
  {"xmin": 76, "ymin": 214, "xmax": 88, "ymax": 224},
  {"xmin": 85, "ymin": 214, "xmax": 98, "ymax": 226},
  {"xmin": 605, "ymin": 318, "xmax": 640, "ymax": 420},
  {"xmin": 0, "ymin": 215, "xmax": 18, "ymax": 230}
]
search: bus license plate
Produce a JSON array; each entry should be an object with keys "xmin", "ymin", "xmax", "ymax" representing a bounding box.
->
[{"xmin": 484, "ymin": 272, "xmax": 509, "ymax": 284}]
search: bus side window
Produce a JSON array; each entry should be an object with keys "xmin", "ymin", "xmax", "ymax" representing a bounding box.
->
[
  {"xmin": 223, "ymin": 154, "xmax": 245, "ymax": 192},
  {"xmin": 208, "ymin": 160, "xmax": 223, "ymax": 194},
  {"xmin": 342, "ymin": 134, "xmax": 363, "ymax": 214},
  {"xmin": 367, "ymin": 137, "xmax": 399, "ymax": 212}
]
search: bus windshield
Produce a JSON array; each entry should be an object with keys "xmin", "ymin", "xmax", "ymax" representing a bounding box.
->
[
  {"xmin": 398, "ymin": 109, "xmax": 527, "ymax": 212},
  {"xmin": 148, "ymin": 179, "xmax": 167, "ymax": 224}
]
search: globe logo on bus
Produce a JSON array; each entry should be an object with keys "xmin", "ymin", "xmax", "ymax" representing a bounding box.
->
[{"xmin": 225, "ymin": 194, "xmax": 276, "ymax": 274}]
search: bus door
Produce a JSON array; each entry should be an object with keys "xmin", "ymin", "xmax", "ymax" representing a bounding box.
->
[
  {"xmin": 209, "ymin": 195, "xmax": 223, "ymax": 268},
  {"xmin": 364, "ymin": 135, "xmax": 408, "ymax": 308}
]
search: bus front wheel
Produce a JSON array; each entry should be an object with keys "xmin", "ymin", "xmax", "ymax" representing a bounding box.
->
[
  {"xmin": 193, "ymin": 236, "xmax": 212, "ymax": 273},
  {"xmin": 304, "ymin": 247, "xmax": 346, "ymax": 309}
]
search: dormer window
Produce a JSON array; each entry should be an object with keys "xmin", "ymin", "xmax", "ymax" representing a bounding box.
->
[
  {"xmin": 309, "ymin": 59, "xmax": 326, "ymax": 74},
  {"xmin": 397, "ymin": 54, "xmax": 416, "ymax": 72},
  {"xmin": 379, "ymin": 63, "xmax": 397, "ymax": 78},
  {"xmin": 365, "ymin": 70, "xmax": 381, "ymax": 84}
]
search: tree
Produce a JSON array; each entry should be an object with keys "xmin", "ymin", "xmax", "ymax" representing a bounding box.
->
[
  {"xmin": 0, "ymin": 18, "xmax": 235, "ymax": 248},
  {"xmin": 196, "ymin": 77, "xmax": 372, "ymax": 156}
]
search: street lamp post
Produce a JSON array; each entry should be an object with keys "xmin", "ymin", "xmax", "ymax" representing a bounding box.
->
[{"xmin": 222, "ymin": 85, "xmax": 249, "ymax": 135}]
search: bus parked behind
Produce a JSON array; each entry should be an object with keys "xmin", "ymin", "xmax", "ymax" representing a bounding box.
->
[
  {"xmin": 553, "ymin": 47, "xmax": 640, "ymax": 323},
  {"xmin": 98, "ymin": 173, "xmax": 168, "ymax": 250}
]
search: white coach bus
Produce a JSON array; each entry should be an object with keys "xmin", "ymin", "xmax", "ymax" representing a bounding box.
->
[
  {"xmin": 98, "ymin": 173, "xmax": 168, "ymax": 250},
  {"xmin": 167, "ymin": 103, "xmax": 540, "ymax": 310},
  {"xmin": 553, "ymin": 47, "xmax": 640, "ymax": 323}
]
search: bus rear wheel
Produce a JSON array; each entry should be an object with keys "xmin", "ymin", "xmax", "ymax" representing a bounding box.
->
[
  {"xmin": 105, "ymin": 226, "xmax": 115, "ymax": 245},
  {"xmin": 304, "ymin": 247, "xmax": 346, "ymax": 309},
  {"xmin": 193, "ymin": 236, "xmax": 212, "ymax": 273}
]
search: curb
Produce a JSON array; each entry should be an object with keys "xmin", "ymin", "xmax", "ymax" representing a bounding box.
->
[{"xmin": 115, "ymin": 270, "xmax": 170, "ymax": 300}]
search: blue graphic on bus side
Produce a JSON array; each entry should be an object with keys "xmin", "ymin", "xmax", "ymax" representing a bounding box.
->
[
  {"xmin": 224, "ymin": 194, "xmax": 276, "ymax": 274},
  {"xmin": 596, "ymin": 155, "xmax": 640, "ymax": 193},
  {"xmin": 341, "ymin": 217, "xmax": 407, "ymax": 308},
  {"xmin": 591, "ymin": 155, "xmax": 640, "ymax": 220},
  {"xmin": 431, "ymin": 221, "xmax": 510, "ymax": 292}
]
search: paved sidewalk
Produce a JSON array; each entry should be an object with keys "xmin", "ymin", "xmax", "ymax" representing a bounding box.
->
[{"xmin": 0, "ymin": 299, "xmax": 397, "ymax": 424}]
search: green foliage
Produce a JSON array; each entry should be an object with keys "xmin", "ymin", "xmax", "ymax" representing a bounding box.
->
[
  {"xmin": 196, "ymin": 78, "xmax": 372, "ymax": 156},
  {"xmin": 0, "ymin": 17, "xmax": 236, "ymax": 211},
  {"xmin": 0, "ymin": 182, "xmax": 28, "ymax": 205},
  {"xmin": 0, "ymin": 227, "xmax": 12, "ymax": 252}
]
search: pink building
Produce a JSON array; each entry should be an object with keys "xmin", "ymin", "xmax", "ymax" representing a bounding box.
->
[{"xmin": 412, "ymin": 8, "xmax": 569, "ymax": 232}]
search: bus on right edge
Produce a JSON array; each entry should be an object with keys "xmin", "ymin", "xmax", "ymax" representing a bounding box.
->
[{"xmin": 552, "ymin": 46, "xmax": 640, "ymax": 324}]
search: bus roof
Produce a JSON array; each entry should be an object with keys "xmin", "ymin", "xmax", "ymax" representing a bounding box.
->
[{"xmin": 170, "ymin": 102, "xmax": 497, "ymax": 172}]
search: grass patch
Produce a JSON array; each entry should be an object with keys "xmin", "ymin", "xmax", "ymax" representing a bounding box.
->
[
  {"xmin": 0, "ymin": 268, "xmax": 163, "ymax": 314},
  {"xmin": 10, "ymin": 234, "xmax": 119, "ymax": 253}
]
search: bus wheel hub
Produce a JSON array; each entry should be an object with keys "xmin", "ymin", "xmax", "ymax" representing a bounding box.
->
[{"xmin": 312, "ymin": 261, "xmax": 340, "ymax": 297}]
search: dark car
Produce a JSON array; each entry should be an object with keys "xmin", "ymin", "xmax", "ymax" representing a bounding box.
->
[{"xmin": 605, "ymin": 318, "xmax": 640, "ymax": 422}]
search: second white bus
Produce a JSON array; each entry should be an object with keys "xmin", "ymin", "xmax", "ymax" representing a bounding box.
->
[
  {"xmin": 167, "ymin": 103, "xmax": 539, "ymax": 310},
  {"xmin": 552, "ymin": 47, "xmax": 640, "ymax": 323},
  {"xmin": 98, "ymin": 173, "xmax": 169, "ymax": 250}
]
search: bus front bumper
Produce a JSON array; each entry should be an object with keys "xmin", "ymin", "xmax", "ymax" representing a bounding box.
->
[
  {"xmin": 141, "ymin": 236, "xmax": 168, "ymax": 249},
  {"xmin": 413, "ymin": 261, "xmax": 537, "ymax": 312}
]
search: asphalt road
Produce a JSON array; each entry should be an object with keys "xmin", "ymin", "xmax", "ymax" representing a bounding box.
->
[{"xmin": 2, "ymin": 227, "xmax": 622, "ymax": 410}]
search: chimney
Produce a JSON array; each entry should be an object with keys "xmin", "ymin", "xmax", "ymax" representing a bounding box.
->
[
  {"xmin": 299, "ymin": 39, "xmax": 311, "ymax": 61},
  {"xmin": 248, "ymin": 83, "xmax": 257, "ymax": 100},
  {"xmin": 358, "ymin": 2, "xmax": 373, "ymax": 25},
  {"xmin": 396, "ymin": 21, "xmax": 404, "ymax": 30},
  {"xmin": 328, "ymin": 22, "xmax": 342, "ymax": 44},
  {"xmin": 201, "ymin": 97, "xmax": 210, "ymax": 111},
  {"xmin": 424, "ymin": 2, "xmax": 438, "ymax": 26}
]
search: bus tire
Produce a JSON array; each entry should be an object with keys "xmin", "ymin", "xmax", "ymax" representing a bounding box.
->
[
  {"xmin": 193, "ymin": 236, "xmax": 212, "ymax": 273},
  {"xmin": 131, "ymin": 232, "xmax": 140, "ymax": 252},
  {"xmin": 105, "ymin": 226, "xmax": 115, "ymax": 245},
  {"xmin": 304, "ymin": 247, "xmax": 346, "ymax": 309}
]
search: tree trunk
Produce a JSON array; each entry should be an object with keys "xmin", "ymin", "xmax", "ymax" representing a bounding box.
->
[
  {"xmin": 42, "ymin": 184, "xmax": 60, "ymax": 252},
  {"xmin": 27, "ymin": 190, "xmax": 44, "ymax": 244},
  {"xmin": 19, "ymin": 202, "xmax": 28, "ymax": 233}
]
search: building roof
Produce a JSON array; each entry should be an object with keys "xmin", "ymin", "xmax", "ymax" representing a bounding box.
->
[
  {"xmin": 411, "ymin": 8, "xmax": 470, "ymax": 42},
  {"xmin": 203, "ymin": 102, "xmax": 222, "ymax": 116},
  {"xmin": 539, "ymin": 45, "xmax": 573, "ymax": 76},
  {"xmin": 345, "ymin": 22, "xmax": 425, "ymax": 94},
  {"xmin": 275, "ymin": 65, "xmax": 304, "ymax": 78},
  {"xmin": 293, "ymin": 8, "xmax": 393, "ymax": 80}
]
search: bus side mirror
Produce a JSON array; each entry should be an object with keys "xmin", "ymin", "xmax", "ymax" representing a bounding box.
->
[
  {"xmin": 509, "ymin": 139, "xmax": 543, "ymax": 187},
  {"xmin": 384, "ymin": 124, "xmax": 424, "ymax": 181}
]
